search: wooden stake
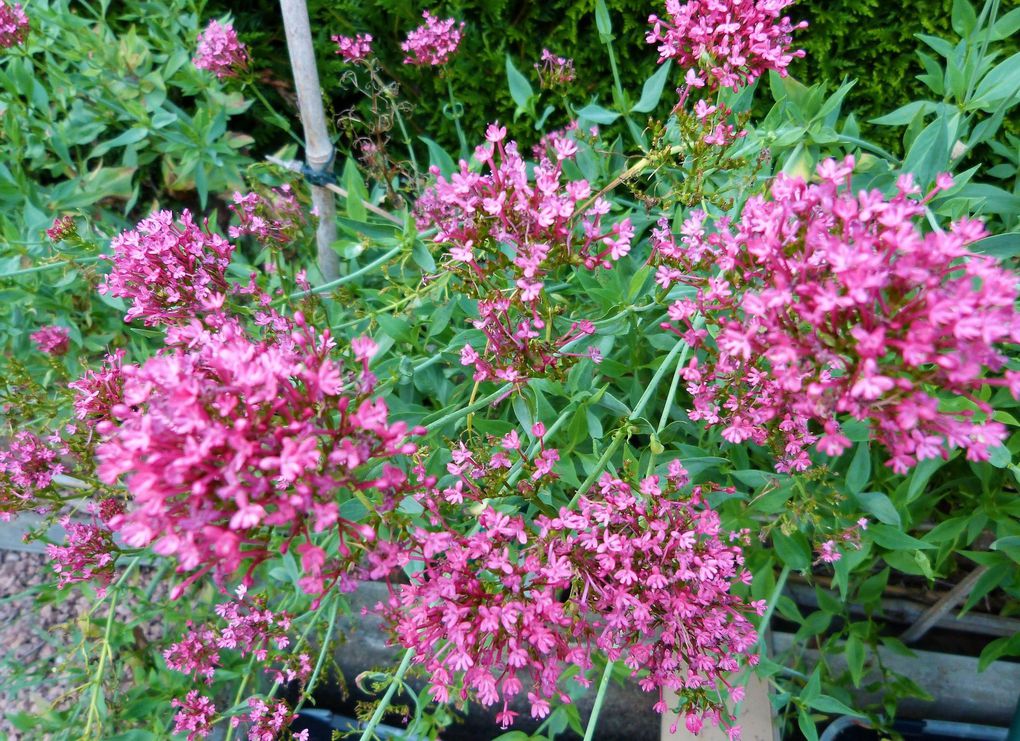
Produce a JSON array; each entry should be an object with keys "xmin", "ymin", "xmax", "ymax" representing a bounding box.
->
[{"xmin": 279, "ymin": 0, "xmax": 339, "ymax": 281}]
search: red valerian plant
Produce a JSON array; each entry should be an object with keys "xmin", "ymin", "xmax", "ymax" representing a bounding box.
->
[
  {"xmin": 30, "ymin": 324, "xmax": 70, "ymax": 355},
  {"xmin": 400, "ymin": 10, "xmax": 465, "ymax": 67},
  {"xmin": 0, "ymin": 430, "xmax": 69, "ymax": 519},
  {"xmin": 332, "ymin": 32, "xmax": 374, "ymax": 63},
  {"xmin": 92, "ymin": 307, "xmax": 422, "ymax": 596},
  {"xmin": 0, "ymin": 0, "xmax": 28, "ymax": 48},
  {"xmin": 193, "ymin": 19, "xmax": 248, "ymax": 78},
  {"xmin": 647, "ymin": 0, "xmax": 807, "ymax": 92},
  {"xmin": 416, "ymin": 123, "xmax": 633, "ymax": 389},
  {"xmin": 99, "ymin": 209, "xmax": 234, "ymax": 326},
  {"xmin": 380, "ymin": 431, "xmax": 759, "ymax": 734},
  {"xmin": 656, "ymin": 157, "xmax": 1020, "ymax": 473}
]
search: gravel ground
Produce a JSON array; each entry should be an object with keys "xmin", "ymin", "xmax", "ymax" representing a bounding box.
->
[
  {"xmin": 0, "ymin": 550, "xmax": 85, "ymax": 739},
  {"xmin": 0, "ymin": 550, "xmax": 168, "ymax": 740}
]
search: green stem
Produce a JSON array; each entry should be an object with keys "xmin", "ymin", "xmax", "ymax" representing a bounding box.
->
[
  {"xmin": 423, "ymin": 384, "xmax": 512, "ymax": 431},
  {"xmin": 583, "ymin": 660, "xmax": 616, "ymax": 741},
  {"xmin": 445, "ymin": 77, "xmax": 468, "ymax": 159},
  {"xmin": 83, "ymin": 581, "xmax": 123, "ymax": 738},
  {"xmin": 1, "ymin": 255, "xmax": 103, "ymax": 279},
  {"xmin": 290, "ymin": 593, "xmax": 341, "ymax": 717},
  {"xmin": 246, "ymin": 83, "xmax": 304, "ymax": 147},
  {"xmin": 568, "ymin": 337, "xmax": 688, "ymax": 508},
  {"xmin": 277, "ymin": 245, "xmax": 402, "ymax": 304},
  {"xmin": 359, "ymin": 647, "xmax": 414, "ymax": 741},
  {"xmin": 757, "ymin": 565, "xmax": 791, "ymax": 653}
]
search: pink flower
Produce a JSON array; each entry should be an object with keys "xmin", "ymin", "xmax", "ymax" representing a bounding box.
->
[
  {"xmin": 193, "ymin": 20, "xmax": 248, "ymax": 79},
  {"xmin": 96, "ymin": 313, "xmax": 423, "ymax": 593},
  {"xmin": 228, "ymin": 186, "xmax": 303, "ymax": 245},
  {"xmin": 45, "ymin": 215, "xmax": 76, "ymax": 242},
  {"xmin": 656, "ymin": 157, "xmax": 1019, "ymax": 473},
  {"xmin": 332, "ymin": 32, "xmax": 373, "ymax": 63},
  {"xmin": 535, "ymin": 49, "xmax": 575, "ymax": 88},
  {"xmin": 0, "ymin": 1, "xmax": 28, "ymax": 48},
  {"xmin": 46, "ymin": 514, "xmax": 118, "ymax": 594},
  {"xmin": 171, "ymin": 691, "xmax": 216, "ymax": 740},
  {"xmin": 647, "ymin": 0, "xmax": 807, "ymax": 92},
  {"xmin": 383, "ymin": 451, "xmax": 756, "ymax": 733},
  {"xmin": 100, "ymin": 210, "xmax": 234, "ymax": 326},
  {"xmin": 401, "ymin": 11, "xmax": 464, "ymax": 66},
  {"xmin": 30, "ymin": 325, "xmax": 70, "ymax": 355}
]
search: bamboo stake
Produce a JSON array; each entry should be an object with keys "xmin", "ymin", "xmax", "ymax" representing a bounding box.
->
[{"xmin": 279, "ymin": 0, "xmax": 340, "ymax": 282}]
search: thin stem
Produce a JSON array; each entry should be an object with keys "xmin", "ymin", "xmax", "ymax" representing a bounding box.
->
[
  {"xmin": 83, "ymin": 582, "xmax": 122, "ymax": 738},
  {"xmin": 247, "ymin": 83, "xmax": 305, "ymax": 147},
  {"xmin": 445, "ymin": 77, "xmax": 468, "ymax": 159},
  {"xmin": 583, "ymin": 660, "xmax": 615, "ymax": 741},
  {"xmin": 1, "ymin": 255, "xmax": 103, "ymax": 279},
  {"xmin": 756, "ymin": 565, "xmax": 791, "ymax": 653},
  {"xmin": 277, "ymin": 245, "xmax": 402, "ymax": 304},
  {"xmin": 294, "ymin": 594, "xmax": 341, "ymax": 714},
  {"xmin": 424, "ymin": 384, "xmax": 513, "ymax": 431},
  {"xmin": 359, "ymin": 647, "xmax": 414, "ymax": 741}
]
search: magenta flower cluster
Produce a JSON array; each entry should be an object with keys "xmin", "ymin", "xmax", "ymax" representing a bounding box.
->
[
  {"xmin": 228, "ymin": 185, "xmax": 304, "ymax": 245},
  {"xmin": 381, "ymin": 432, "xmax": 758, "ymax": 732},
  {"xmin": 30, "ymin": 325, "xmax": 70, "ymax": 355},
  {"xmin": 193, "ymin": 20, "xmax": 248, "ymax": 79},
  {"xmin": 416, "ymin": 124, "xmax": 632, "ymax": 388},
  {"xmin": 46, "ymin": 506, "xmax": 120, "ymax": 595},
  {"xmin": 100, "ymin": 209, "xmax": 234, "ymax": 326},
  {"xmin": 647, "ymin": 0, "xmax": 807, "ymax": 91},
  {"xmin": 0, "ymin": 431, "xmax": 66, "ymax": 519},
  {"xmin": 94, "ymin": 310, "xmax": 421, "ymax": 594},
  {"xmin": 400, "ymin": 10, "xmax": 465, "ymax": 66},
  {"xmin": 536, "ymin": 48, "xmax": 576, "ymax": 88},
  {"xmin": 655, "ymin": 158, "xmax": 1020, "ymax": 473},
  {"xmin": 332, "ymin": 32, "xmax": 373, "ymax": 63},
  {"xmin": 166, "ymin": 586, "xmax": 310, "ymax": 740},
  {"xmin": 0, "ymin": 0, "xmax": 28, "ymax": 48}
]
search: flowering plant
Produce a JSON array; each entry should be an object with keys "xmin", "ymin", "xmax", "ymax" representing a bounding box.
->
[{"xmin": 1, "ymin": 1, "xmax": 1019, "ymax": 740}]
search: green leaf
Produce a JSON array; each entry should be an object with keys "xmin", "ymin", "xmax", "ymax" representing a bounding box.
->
[
  {"xmin": 505, "ymin": 55, "xmax": 534, "ymax": 111},
  {"xmin": 631, "ymin": 61, "xmax": 672, "ymax": 114},
  {"xmin": 343, "ymin": 159, "xmax": 368, "ymax": 221},
  {"xmin": 798, "ymin": 706, "xmax": 820, "ymax": 741},
  {"xmin": 970, "ymin": 232, "xmax": 1020, "ymax": 260},
  {"xmin": 972, "ymin": 52, "xmax": 1020, "ymax": 108},
  {"xmin": 846, "ymin": 442, "xmax": 871, "ymax": 495},
  {"xmin": 869, "ymin": 523, "xmax": 935, "ymax": 551},
  {"xmin": 853, "ymin": 491, "xmax": 901, "ymax": 528},
  {"xmin": 845, "ymin": 634, "xmax": 866, "ymax": 686},
  {"xmin": 411, "ymin": 241, "xmax": 436, "ymax": 273},
  {"xmin": 594, "ymin": 0, "xmax": 613, "ymax": 39},
  {"xmin": 809, "ymin": 695, "xmax": 865, "ymax": 718},
  {"xmin": 577, "ymin": 103, "xmax": 620, "ymax": 125},
  {"xmin": 773, "ymin": 530, "xmax": 812, "ymax": 571},
  {"xmin": 951, "ymin": 0, "xmax": 977, "ymax": 36},
  {"xmin": 420, "ymin": 136, "xmax": 455, "ymax": 178},
  {"xmin": 902, "ymin": 116, "xmax": 951, "ymax": 190}
]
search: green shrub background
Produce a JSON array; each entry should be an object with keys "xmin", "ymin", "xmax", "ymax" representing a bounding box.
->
[{"xmin": 216, "ymin": 0, "xmax": 1019, "ymax": 151}]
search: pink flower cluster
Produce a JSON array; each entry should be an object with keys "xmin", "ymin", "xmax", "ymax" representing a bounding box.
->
[
  {"xmin": 171, "ymin": 690, "xmax": 217, "ymax": 741},
  {"xmin": 0, "ymin": 431, "xmax": 66, "ymax": 518},
  {"xmin": 94, "ymin": 312, "xmax": 421, "ymax": 594},
  {"xmin": 232, "ymin": 697, "xmax": 306, "ymax": 741},
  {"xmin": 416, "ymin": 124, "xmax": 632, "ymax": 388},
  {"xmin": 30, "ymin": 325, "xmax": 70, "ymax": 355},
  {"xmin": 0, "ymin": 0, "xmax": 28, "ymax": 48},
  {"xmin": 332, "ymin": 32, "xmax": 373, "ymax": 63},
  {"xmin": 647, "ymin": 0, "xmax": 806, "ymax": 91},
  {"xmin": 69, "ymin": 349, "xmax": 127, "ymax": 426},
  {"xmin": 46, "ymin": 504, "xmax": 121, "ymax": 595},
  {"xmin": 100, "ymin": 210, "xmax": 234, "ymax": 326},
  {"xmin": 229, "ymin": 186, "xmax": 304, "ymax": 245},
  {"xmin": 165, "ymin": 585, "xmax": 310, "ymax": 686},
  {"xmin": 535, "ymin": 49, "xmax": 575, "ymax": 88},
  {"xmin": 655, "ymin": 158, "xmax": 1020, "ymax": 473},
  {"xmin": 45, "ymin": 215, "xmax": 76, "ymax": 242},
  {"xmin": 401, "ymin": 10, "xmax": 464, "ymax": 66},
  {"xmin": 381, "ymin": 436, "xmax": 758, "ymax": 731},
  {"xmin": 193, "ymin": 20, "xmax": 248, "ymax": 79}
]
